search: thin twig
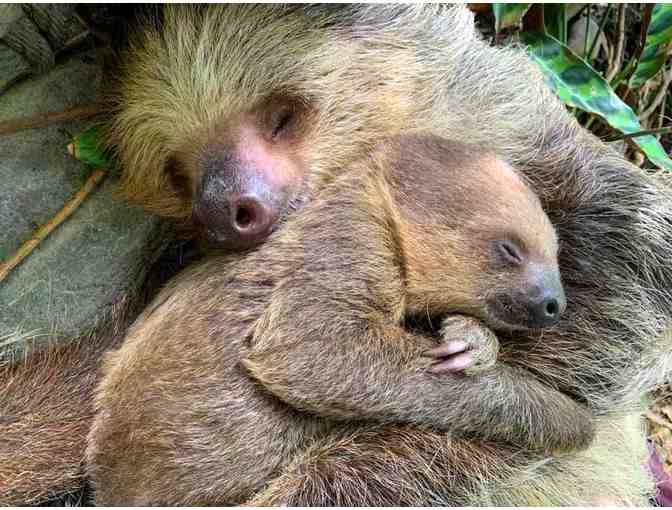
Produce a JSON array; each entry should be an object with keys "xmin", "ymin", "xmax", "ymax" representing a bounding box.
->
[
  {"xmin": 583, "ymin": 4, "xmax": 591, "ymax": 58},
  {"xmin": 605, "ymin": 126, "xmax": 672, "ymax": 142},
  {"xmin": 588, "ymin": 4, "xmax": 612, "ymax": 60},
  {"xmin": 637, "ymin": 5, "xmax": 656, "ymax": 63},
  {"xmin": 606, "ymin": 4, "xmax": 626, "ymax": 83},
  {"xmin": 61, "ymin": 29, "xmax": 92, "ymax": 52},
  {"xmin": 604, "ymin": 40, "xmax": 615, "ymax": 95},
  {"xmin": 640, "ymin": 67, "xmax": 672, "ymax": 121},
  {"xmin": 0, "ymin": 169, "xmax": 107, "ymax": 283},
  {"xmin": 0, "ymin": 103, "xmax": 105, "ymax": 136},
  {"xmin": 568, "ymin": 4, "xmax": 590, "ymax": 26},
  {"xmin": 657, "ymin": 88, "xmax": 667, "ymax": 141},
  {"xmin": 611, "ymin": 4, "xmax": 656, "ymax": 90}
]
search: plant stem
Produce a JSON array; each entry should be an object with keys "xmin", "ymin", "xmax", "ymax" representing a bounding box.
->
[
  {"xmin": 583, "ymin": 4, "xmax": 591, "ymax": 58},
  {"xmin": 588, "ymin": 4, "xmax": 612, "ymax": 60},
  {"xmin": 0, "ymin": 103, "xmax": 105, "ymax": 136},
  {"xmin": 605, "ymin": 126, "xmax": 672, "ymax": 142}
]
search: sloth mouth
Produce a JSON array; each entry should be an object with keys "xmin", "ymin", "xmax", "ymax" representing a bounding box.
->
[
  {"xmin": 486, "ymin": 293, "xmax": 563, "ymax": 332},
  {"xmin": 485, "ymin": 295, "xmax": 536, "ymax": 332}
]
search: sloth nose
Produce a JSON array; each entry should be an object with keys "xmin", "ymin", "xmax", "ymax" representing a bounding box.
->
[
  {"xmin": 489, "ymin": 264, "xmax": 566, "ymax": 330},
  {"xmin": 525, "ymin": 269, "xmax": 567, "ymax": 328},
  {"xmin": 228, "ymin": 194, "xmax": 275, "ymax": 242},
  {"xmin": 193, "ymin": 171, "xmax": 279, "ymax": 251},
  {"xmin": 529, "ymin": 294, "xmax": 564, "ymax": 328}
]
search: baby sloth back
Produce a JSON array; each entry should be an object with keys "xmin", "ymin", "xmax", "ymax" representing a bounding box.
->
[{"xmin": 89, "ymin": 134, "xmax": 585, "ymax": 506}]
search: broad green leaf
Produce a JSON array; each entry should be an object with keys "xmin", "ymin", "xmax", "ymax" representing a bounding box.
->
[
  {"xmin": 493, "ymin": 4, "xmax": 531, "ymax": 33},
  {"xmin": 629, "ymin": 4, "xmax": 672, "ymax": 88},
  {"xmin": 521, "ymin": 31, "xmax": 672, "ymax": 170},
  {"xmin": 543, "ymin": 4, "xmax": 567, "ymax": 44},
  {"xmin": 68, "ymin": 126, "xmax": 109, "ymax": 168}
]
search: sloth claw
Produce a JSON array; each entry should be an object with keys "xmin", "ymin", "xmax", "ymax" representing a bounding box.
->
[
  {"xmin": 425, "ymin": 340, "xmax": 468, "ymax": 358},
  {"xmin": 428, "ymin": 352, "xmax": 474, "ymax": 373},
  {"xmin": 425, "ymin": 315, "xmax": 500, "ymax": 375}
]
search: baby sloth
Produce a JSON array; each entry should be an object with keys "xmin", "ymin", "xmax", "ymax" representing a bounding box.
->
[
  {"xmin": 396, "ymin": 144, "xmax": 567, "ymax": 375},
  {"xmin": 88, "ymin": 135, "xmax": 586, "ymax": 506}
]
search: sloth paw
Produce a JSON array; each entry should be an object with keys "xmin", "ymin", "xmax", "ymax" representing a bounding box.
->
[{"xmin": 426, "ymin": 315, "xmax": 500, "ymax": 375}]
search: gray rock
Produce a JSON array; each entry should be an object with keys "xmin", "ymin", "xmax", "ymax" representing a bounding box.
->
[
  {"xmin": 0, "ymin": 4, "xmax": 91, "ymax": 94},
  {"xmin": 0, "ymin": 51, "xmax": 165, "ymax": 356},
  {"xmin": 0, "ymin": 41, "xmax": 33, "ymax": 95},
  {"xmin": 0, "ymin": 5, "xmax": 41, "ymax": 94},
  {"xmin": 23, "ymin": 4, "xmax": 86, "ymax": 52}
]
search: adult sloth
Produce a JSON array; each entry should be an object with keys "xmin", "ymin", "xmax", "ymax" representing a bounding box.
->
[{"xmin": 2, "ymin": 4, "xmax": 671, "ymax": 505}]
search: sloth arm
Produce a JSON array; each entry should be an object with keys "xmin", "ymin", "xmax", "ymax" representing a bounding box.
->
[
  {"xmin": 242, "ymin": 202, "xmax": 594, "ymax": 454},
  {"xmin": 244, "ymin": 293, "xmax": 593, "ymax": 454}
]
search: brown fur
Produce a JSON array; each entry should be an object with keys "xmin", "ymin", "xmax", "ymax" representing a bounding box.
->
[
  {"xmin": 244, "ymin": 412, "xmax": 650, "ymax": 506},
  {"xmin": 101, "ymin": 4, "xmax": 672, "ymax": 415},
  {"xmin": 87, "ymin": 136, "xmax": 589, "ymax": 505},
  {"xmin": 5, "ymin": 3, "xmax": 672, "ymax": 505},
  {"xmin": 0, "ymin": 238, "xmax": 189, "ymax": 506},
  {"xmin": 101, "ymin": 7, "xmax": 672, "ymax": 408},
  {"xmin": 0, "ymin": 301, "xmax": 130, "ymax": 506},
  {"xmin": 88, "ymin": 5, "xmax": 672, "ymax": 505}
]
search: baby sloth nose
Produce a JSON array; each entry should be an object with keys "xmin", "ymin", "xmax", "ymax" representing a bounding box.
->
[
  {"xmin": 525, "ymin": 267, "xmax": 567, "ymax": 328},
  {"xmin": 530, "ymin": 293, "xmax": 564, "ymax": 328}
]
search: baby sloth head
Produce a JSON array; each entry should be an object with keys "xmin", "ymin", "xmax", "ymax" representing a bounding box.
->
[
  {"xmin": 484, "ymin": 228, "xmax": 565, "ymax": 330},
  {"xmin": 393, "ymin": 136, "xmax": 566, "ymax": 331}
]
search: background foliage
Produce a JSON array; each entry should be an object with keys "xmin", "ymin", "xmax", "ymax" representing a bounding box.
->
[{"xmin": 474, "ymin": 3, "xmax": 672, "ymax": 170}]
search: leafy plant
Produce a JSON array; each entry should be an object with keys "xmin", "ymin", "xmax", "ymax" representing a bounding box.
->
[
  {"xmin": 486, "ymin": 4, "xmax": 672, "ymax": 170},
  {"xmin": 67, "ymin": 126, "xmax": 110, "ymax": 168},
  {"xmin": 630, "ymin": 4, "xmax": 672, "ymax": 88}
]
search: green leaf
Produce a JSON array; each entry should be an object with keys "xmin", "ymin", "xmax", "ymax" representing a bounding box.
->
[
  {"xmin": 521, "ymin": 31, "xmax": 672, "ymax": 170},
  {"xmin": 68, "ymin": 126, "xmax": 109, "ymax": 168},
  {"xmin": 493, "ymin": 4, "xmax": 532, "ymax": 33},
  {"xmin": 543, "ymin": 4, "xmax": 567, "ymax": 44},
  {"xmin": 629, "ymin": 4, "xmax": 672, "ymax": 88}
]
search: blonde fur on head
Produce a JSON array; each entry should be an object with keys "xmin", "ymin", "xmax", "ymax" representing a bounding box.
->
[{"xmin": 104, "ymin": 5, "xmax": 439, "ymax": 224}]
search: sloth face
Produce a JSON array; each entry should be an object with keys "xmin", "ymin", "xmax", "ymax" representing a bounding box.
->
[
  {"xmin": 167, "ymin": 96, "xmax": 316, "ymax": 251},
  {"xmin": 392, "ymin": 136, "xmax": 565, "ymax": 331}
]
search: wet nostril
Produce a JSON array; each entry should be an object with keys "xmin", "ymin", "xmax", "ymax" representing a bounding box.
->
[
  {"xmin": 235, "ymin": 205, "xmax": 254, "ymax": 230},
  {"xmin": 231, "ymin": 198, "xmax": 274, "ymax": 239},
  {"xmin": 544, "ymin": 298, "xmax": 559, "ymax": 318}
]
